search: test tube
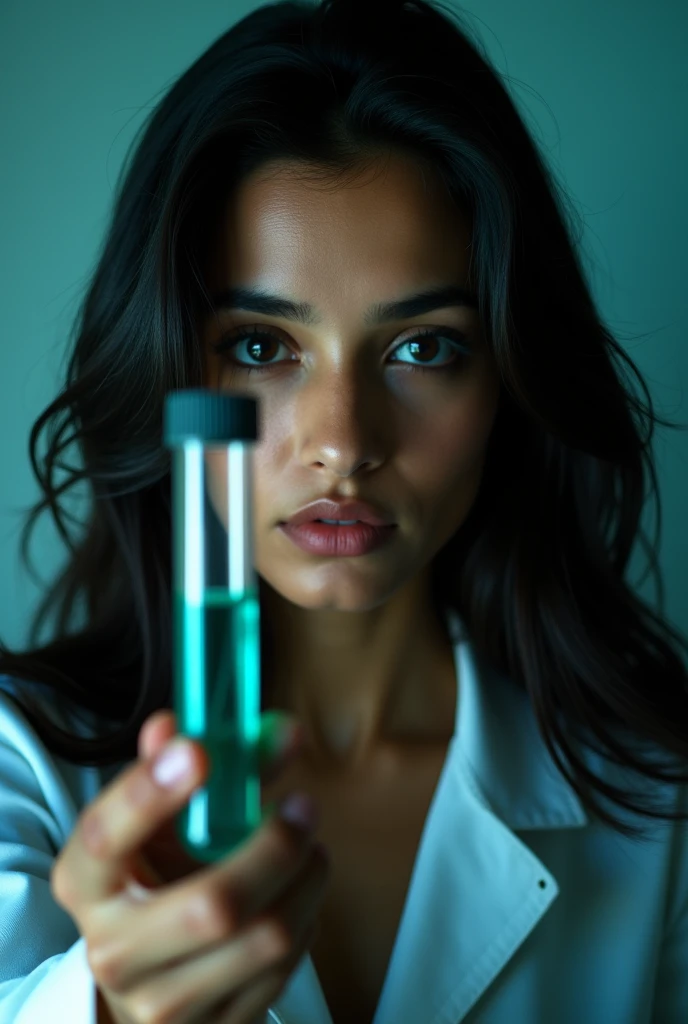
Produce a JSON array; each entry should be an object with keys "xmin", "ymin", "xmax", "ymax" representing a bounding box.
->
[{"xmin": 163, "ymin": 388, "xmax": 261, "ymax": 862}]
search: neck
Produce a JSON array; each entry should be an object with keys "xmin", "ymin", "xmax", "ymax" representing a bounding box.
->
[{"xmin": 259, "ymin": 573, "xmax": 457, "ymax": 770}]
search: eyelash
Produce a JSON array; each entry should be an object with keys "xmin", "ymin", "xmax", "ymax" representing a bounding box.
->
[{"xmin": 210, "ymin": 325, "xmax": 472, "ymax": 375}]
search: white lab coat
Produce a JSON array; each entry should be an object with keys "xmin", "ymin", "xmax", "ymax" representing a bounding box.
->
[{"xmin": 0, "ymin": 607, "xmax": 686, "ymax": 1023}]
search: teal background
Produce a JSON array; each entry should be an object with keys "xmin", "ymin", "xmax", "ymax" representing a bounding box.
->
[{"xmin": 1, "ymin": 0, "xmax": 686, "ymax": 651}]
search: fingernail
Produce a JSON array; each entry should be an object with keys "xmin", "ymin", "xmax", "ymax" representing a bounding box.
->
[
  {"xmin": 278, "ymin": 792, "xmax": 318, "ymax": 831},
  {"xmin": 152, "ymin": 739, "xmax": 194, "ymax": 788}
]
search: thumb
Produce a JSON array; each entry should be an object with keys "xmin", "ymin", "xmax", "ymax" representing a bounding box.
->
[
  {"xmin": 137, "ymin": 709, "xmax": 177, "ymax": 761},
  {"xmin": 138, "ymin": 708, "xmax": 305, "ymax": 770}
]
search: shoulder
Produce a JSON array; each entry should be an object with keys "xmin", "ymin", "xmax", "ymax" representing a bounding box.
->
[
  {"xmin": 574, "ymin": 732, "xmax": 688, "ymax": 931},
  {"xmin": 0, "ymin": 676, "xmax": 122, "ymax": 848}
]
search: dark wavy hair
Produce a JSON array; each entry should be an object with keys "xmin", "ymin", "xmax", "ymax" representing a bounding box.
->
[{"xmin": 1, "ymin": 0, "xmax": 687, "ymax": 840}]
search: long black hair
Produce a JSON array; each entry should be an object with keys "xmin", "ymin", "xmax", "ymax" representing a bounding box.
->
[{"xmin": 1, "ymin": 0, "xmax": 687, "ymax": 840}]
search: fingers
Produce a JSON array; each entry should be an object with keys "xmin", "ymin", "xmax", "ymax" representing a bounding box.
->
[
  {"xmin": 175, "ymin": 845, "xmax": 329, "ymax": 1024},
  {"xmin": 84, "ymin": 808, "xmax": 323, "ymax": 994},
  {"xmin": 138, "ymin": 709, "xmax": 177, "ymax": 761},
  {"xmin": 51, "ymin": 706, "xmax": 323, "ymax": 1024},
  {"xmin": 53, "ymin": 707, "xmax": 308, "ymax": 918},
  {"xmin": 213, "ymin": 969, "xmax": 296, "ymax": 1024},
  {"xmin": 123, "ymin": 710, "xmax": 307, "ymax": 894},
  {"xmin": 52, "ymin": 738, "xmax": 209, "ymax": 910},
  {"xmin": 91, "ymin": 843, "xmax": 329, "ymax": 1024},
  {"xmin": 137, "ymin": 709, "xmax": 305, "ymax": 782}
]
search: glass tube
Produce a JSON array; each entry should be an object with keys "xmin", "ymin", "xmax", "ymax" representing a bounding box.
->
[{"xmin": 171, "ymin": 437, "xmax": 261, "ymax": 862}]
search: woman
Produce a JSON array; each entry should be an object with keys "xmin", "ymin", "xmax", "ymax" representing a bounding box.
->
[{"xmin": 1, "ymin": 0, "xmax": 687, "ymax": 1021}]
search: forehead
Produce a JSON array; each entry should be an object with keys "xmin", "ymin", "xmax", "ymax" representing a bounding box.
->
[{"xmin": 206, "ymin": 155, "xmax": 473, "ymax": 298}]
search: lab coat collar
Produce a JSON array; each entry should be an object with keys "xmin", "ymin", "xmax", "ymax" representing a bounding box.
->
[
  {"xmin": 444, "ymin": 606, "xmax": 588, "ymax": 831},
  {"xmin": 267, "ymin": 605, "xmax": 589, "ymax": 1024}
]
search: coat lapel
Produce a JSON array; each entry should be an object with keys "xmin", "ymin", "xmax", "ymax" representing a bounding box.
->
[{"xmin": 269, "ymin": 607, "xmax": 589, "ymax": 1024}]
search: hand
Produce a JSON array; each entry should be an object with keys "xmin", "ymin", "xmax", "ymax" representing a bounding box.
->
[
  {"xmin": 51, "ymin": 709, "xmax": 330, "ymax": 1024},
  {"xmin": 128, "ymin": 709, "xmax": 310, "ymax": 891}
]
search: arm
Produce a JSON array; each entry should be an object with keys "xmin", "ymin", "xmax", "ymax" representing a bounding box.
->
[{"xmin": 0, "ymin": 690, "xmax": 97, "ymax": 1024}]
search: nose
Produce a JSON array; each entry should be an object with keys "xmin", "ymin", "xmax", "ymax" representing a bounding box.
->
[{"xmin": 292, "ymin": 369, "xmax": 390, "ymax": 478}]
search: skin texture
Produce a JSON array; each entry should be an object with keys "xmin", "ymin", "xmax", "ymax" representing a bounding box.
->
[{"xmin": 200, "ymin": 151, "xmax": 501, "ymax": 773}]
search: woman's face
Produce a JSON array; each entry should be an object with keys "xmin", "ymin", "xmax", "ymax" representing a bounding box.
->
[{"xmin": 200, "ymin": 153, "xmax": 500, "ymax": 613}]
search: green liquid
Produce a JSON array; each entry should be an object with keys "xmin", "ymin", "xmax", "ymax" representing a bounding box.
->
[{"xmin": 173, "ymin": 588, "xmax": 262, "ymax": 862}]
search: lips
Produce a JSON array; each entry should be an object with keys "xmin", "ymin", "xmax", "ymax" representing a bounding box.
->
[
  {"xmin": 283, "ymin": 498, "xmax": 396, "ymax": 529},
  {"xmin": 280, "ymin": 519, "xmax": 397, "ymax": 557}
]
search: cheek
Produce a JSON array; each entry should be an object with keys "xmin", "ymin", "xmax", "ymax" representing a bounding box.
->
[
  {"xmin": 251, "ymin": 436, "xmax": 289, "ymax": 529},
  {"xmin": 208, "ymin": 373, "xmax": 500, "ymax": 535},
  {"xmin": 404, "ymin": 391, "xmax": 497, "ymax": 552},
  {"xmin": 398, "ymin": 379, "xmax": 499, "ymax": 503}
]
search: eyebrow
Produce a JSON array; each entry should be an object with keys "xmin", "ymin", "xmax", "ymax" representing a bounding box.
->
[{"xmin": 207, "ymin": 284, "xmax": 478, "ymax": 327}]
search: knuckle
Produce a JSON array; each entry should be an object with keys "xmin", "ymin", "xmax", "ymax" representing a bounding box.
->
[
  {"xmin": 123, "ymin": 764, "xmax": 157, "ymax": 809},
  {"xmin": 129, "ymin": 991, "xmax": 164, "ymax": 1024},
  {"xmin": 154, "ymin": 989, "xmax": 200, "ymax": 1024},
  {"xmin": 260, "ymin": 919, "xmax": 292, "ymax": 962},
  {"xmin": 183, "ymin": 887, "xmax": 239, "ymax": 941},
  {"xmin": 152, "ymin": 1010, "xmax": 178, "ymax": 1024},
  {"xmin": 87, "ymin": 943, "xmax": 126, "ymax": 991},
  {"xmin": 145, "ymin": 1004, "xmax": 176, "ymax": 1024}
]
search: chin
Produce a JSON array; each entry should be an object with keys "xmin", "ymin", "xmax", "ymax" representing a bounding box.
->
[{"xmin": 258, "ymin": 571, "xmax": 402, "ymax": 614}]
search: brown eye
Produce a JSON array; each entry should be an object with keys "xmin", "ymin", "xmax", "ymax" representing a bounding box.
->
[
  {"xmin": 389, "ymin": 328, "xmax": 471, "ymax": 371},
  {"xmin": 210, "ymin": 324, "xmax": 471, "ymax": 374},
  {"xmin": 211, "ymin": 326, "xmax": 291, "ymax": 370}
]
